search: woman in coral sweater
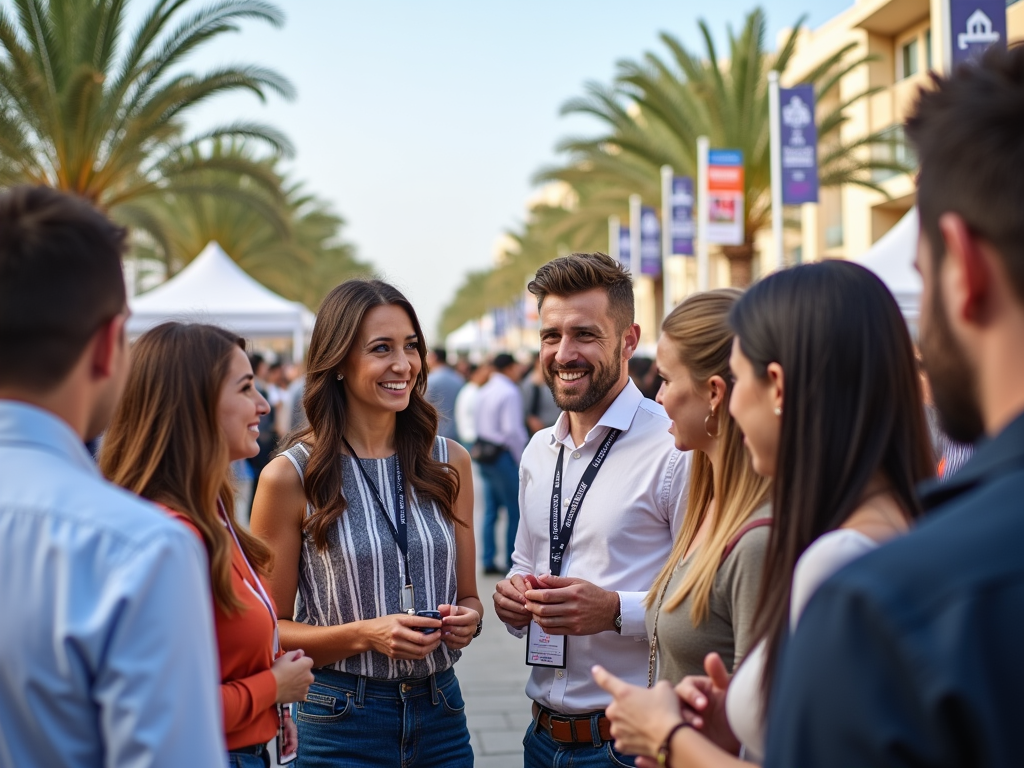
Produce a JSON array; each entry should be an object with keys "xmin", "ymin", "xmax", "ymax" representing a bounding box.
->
[{"xmin": 101, "ymin": 322, "xmax": 314, "ymax": 767}]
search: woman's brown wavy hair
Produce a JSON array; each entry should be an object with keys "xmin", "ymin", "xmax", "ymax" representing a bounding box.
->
[
  {"xmin": 283, "ymin": 279, "xmax": 461, "ymax": 550},
  {"xmin": 100, "ymin": 322, "xmax": 273, "ymax": 613}
]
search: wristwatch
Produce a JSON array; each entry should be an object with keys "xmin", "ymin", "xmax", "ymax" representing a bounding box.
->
[
  {"xmin": 614, "ymin": 611, "xmax": 622, "ymax": 633},
  {"xmin": 473, "ymin": 620, "xmax": 483, "ymax": 638}
]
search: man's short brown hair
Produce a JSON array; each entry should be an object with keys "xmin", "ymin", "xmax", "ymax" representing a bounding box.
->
[
  {"xmin": 527, "ymin": 252, "xmax": 634, "ymax": 332},
  {"xmin": 905, "ymin": 44, "xmax": 1024, "ymax": 300},
  {"xmin": 0, "ymin": 186, "xmax": 127, "ymax": 391}
]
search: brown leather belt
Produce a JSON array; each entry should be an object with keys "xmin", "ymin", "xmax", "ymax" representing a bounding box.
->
[{"xmin": 532, "ymin": 702, "xmax": 613, "ymax": 744}]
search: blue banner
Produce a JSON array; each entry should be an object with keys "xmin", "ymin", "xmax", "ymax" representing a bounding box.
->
[
  {"xmin": 779, "ymin": 85, "xmax": 819, "ymax": 205},
  {"xmin": 671, "ymin": 177, "xmax": 694, "ymax": 255},
  {"xmin": 640, "ymin": 206, "xmax": 661, "ymax": 276},
  {"xmin": 617, "ymin": 225, "xmax": 631, "ymax": 268},
  {"xmin": 950, "ymin": 0, "xmax": 1006, "ymax": 68}
]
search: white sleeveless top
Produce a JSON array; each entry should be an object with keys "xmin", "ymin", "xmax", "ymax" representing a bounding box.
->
[{"xmin": 725, "ymin": 529, "xmax": 878, "ymax": 763}]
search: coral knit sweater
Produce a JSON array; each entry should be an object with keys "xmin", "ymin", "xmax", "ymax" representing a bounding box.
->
[{"xmin": 162, "ymin": 507, "xmax": 279, "ymax": 750}]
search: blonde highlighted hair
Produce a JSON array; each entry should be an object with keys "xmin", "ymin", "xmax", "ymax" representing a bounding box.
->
[{"xmin": 645, "ymin": 289, "xmax": 771, "ymax": 623}]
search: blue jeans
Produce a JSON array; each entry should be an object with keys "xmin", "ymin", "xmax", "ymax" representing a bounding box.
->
[
  {"xmin": 227, "ymin": 747, "xmax": 269, "ymax": 768},
  {"xmin": 523, "ymin": 721, "xmax": 635, "ymax": 767},
  {"xmin": 296, "ymin": 666, "xmax": 472, "ymax": 767},
  {"xmin": 479, "ymin": 450, "xmax": 521, "ymax": 569}
]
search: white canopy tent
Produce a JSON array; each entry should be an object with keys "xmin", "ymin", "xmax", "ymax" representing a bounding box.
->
[
  {"xmin": 127, "ymin": 241, "xmax": 315, "ymax": 360},
  {"xmin": 856, "ymin": 207, "xmax": 922, "ymax": 331}
]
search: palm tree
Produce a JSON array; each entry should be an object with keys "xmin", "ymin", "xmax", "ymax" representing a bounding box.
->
[
  {"xmin": 0, "ymin": 0, "xmax": 294, "ymax": 236},
  {"xmin": 538, "ymin": 7, "xmax": 908, "ymax": 286},
  {"xmin": 131, "ymin": 142, "xmax": 370, "ymax": 309}
]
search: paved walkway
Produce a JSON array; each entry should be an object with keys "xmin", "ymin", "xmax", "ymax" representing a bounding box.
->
[
  {"xmin": 460, "ymin": 463, "xmax": 531, "ymax": 767},
  {"xmin": 459, "ymin": 572, "xmax": 532, "ymax": 767}
]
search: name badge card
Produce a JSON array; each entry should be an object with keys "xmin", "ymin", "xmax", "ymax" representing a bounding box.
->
[{"xmin": 526, "ymin": 622, "xmax": 567, "ymax": 668}]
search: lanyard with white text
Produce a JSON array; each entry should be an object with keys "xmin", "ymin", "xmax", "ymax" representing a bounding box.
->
[
  {"xmin": 549, "ymin": 428, "xmax": 621, "ymax": 577},
  {"xmin": 220, "ymin": 500, "xmax": 280, "ymax": 654},
  {"xmin": 343, "ymin": 438, "xmax": 416, "ymax": 613}
]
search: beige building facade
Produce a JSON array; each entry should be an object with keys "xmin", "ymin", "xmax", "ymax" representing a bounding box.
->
[{"xmin": 762, "ymin": 0, "xmax": 1024, "ymax": 272}]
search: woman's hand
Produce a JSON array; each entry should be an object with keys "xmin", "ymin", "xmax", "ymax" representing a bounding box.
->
[
  {"xmin": 592, "ymin": 665, "xmax": 683, "ymax": 758},
  {"xmin": 272, "ymin": 650, "xmax": 315, "ymax": 704},
  {"xmin": 364, "ymin": 613, "xmax": 443, "ymax": 659},
  {"xmin": 675, "ymin": 653, "xmax": 741, "ymax": 754},
  {"xmin": 438, "ymin": 604, "xmax": 480, "ymax": 650},
  {"xmin": 281, "ymin": 707, "xmax": 298, "ymax": 756}
]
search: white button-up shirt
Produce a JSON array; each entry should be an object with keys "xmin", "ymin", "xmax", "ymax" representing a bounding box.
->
[
  {"xmin": 475, "ymin": 371, "xmax": 529, "ymax": 462},
  {"xmin": 508, "ymin": 380, "xmax": 690, "ymax": 713},
  {"xmin": 0, "ymin": 401, "xmax": 225, "ymax": 766}
]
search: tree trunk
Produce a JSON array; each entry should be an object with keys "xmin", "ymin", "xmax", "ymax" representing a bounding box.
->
[{"xmin": 721, "ymin": 243, "xmax": 755, "ymax": 288}]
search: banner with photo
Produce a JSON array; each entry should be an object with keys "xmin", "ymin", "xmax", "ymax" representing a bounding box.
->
[{"xmin": 706, "ymin": 149, "xmax": 745, "ymax": 246}]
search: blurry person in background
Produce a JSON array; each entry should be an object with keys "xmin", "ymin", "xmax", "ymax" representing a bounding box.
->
[
  {"xmin": 474, "ymin": 352, "xmax": 527, "ymax": 574},
  {"xmin": 767, "ymin": 44, "xmax": 1024, "ymax": 768},
  {"xmin": 101, "ymin": 322, "xmax": 314, "ymax": 767},
  {"xmin": 521, "ymin": 353, "xmax": 562, "ymax": 436},
  {"xmin": 629, "ymin": 356, "xmax": 662, "ymax": 401},
  {"xmin": 455, "ymin": 362, "xmax": 491, "ymax": 448},
  {"xmin": 0, "ymin": 185, "xmax": 223, "ymax": 766},
  {"xmin": 426, "ymin": 347, "xmax": 464, "ymax": 441},
  {"xmin": 247, "ymin": 353, "xmax": 276, "ymax": 481}
]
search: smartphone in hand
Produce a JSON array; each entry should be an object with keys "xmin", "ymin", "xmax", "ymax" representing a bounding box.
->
[{"xmin": 414, "ymin": 609, "xmax": 442, "ymax": 633}]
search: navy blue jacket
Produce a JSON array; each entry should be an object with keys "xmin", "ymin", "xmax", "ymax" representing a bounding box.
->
[{"xmin": 765, "ymin": 412, "xmax": 1024, "ymax": 768}]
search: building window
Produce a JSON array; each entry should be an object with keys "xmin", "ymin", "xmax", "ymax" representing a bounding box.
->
[
  {"xmin": 872, "ymin": 125, "xmax": 917, "ymax": 183},
  {"xmin": 925, "ymin": 28, "xmax": 933, "ymax": 70},
  {"xmin": 900, "ymin": 37, "xmax": 919, "ymax": 79}
]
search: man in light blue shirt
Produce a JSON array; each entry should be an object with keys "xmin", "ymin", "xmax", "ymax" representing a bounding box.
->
[{"xmin": 0, "ymin": 186, "xmax": 225, "ymax": 766}]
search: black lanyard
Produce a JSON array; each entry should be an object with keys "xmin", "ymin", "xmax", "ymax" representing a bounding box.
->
[
  {"xmin": 343, "ymin": 438, "xmax": 411, "ymax": 590},
  {"xmin": 549, "ymin": 427, "xmax": 621, "ymax": 576}
]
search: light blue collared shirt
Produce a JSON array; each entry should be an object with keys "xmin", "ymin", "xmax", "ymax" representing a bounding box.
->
[{"xmin": 0, "ymin": 401, "xmax": 226, "ymax": 767}]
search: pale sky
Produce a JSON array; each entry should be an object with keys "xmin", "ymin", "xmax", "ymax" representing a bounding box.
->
[{"xmin": 156, "ymin": 0, "xmax": 854, "ymax": 336}]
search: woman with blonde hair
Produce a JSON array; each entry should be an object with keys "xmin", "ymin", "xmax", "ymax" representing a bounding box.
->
[
  {"xmin": 641, "ymin": 289, "xmax": 773, "ymax": 688},
  {"xmin": 251, "ymin": 279, "xmax": 481, "ymax": 767},
  {"xmin": 101, "ymin": 322, "xmax": 314, "ymax": 767}
]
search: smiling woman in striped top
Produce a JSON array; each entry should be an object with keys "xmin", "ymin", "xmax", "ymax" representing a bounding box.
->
[{"xmin": 251, "ymin": 279, "xmax": 481, "ymax": 768}]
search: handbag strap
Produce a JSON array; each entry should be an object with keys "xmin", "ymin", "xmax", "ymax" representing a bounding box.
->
[{"xmin": 720, "ymin": 518, "xmax": 772, "ymax": 564}]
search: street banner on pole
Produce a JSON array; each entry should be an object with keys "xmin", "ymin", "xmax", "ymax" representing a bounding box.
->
[
  {"xmin": 618, "ymin": 225, "xmax": 631, "ymax": 268},
  {"xmin": 779, "ymin": 85, "xmax": 819, "ymax": 205},
  {"xmin": 949, "ymin": 0, "xmax": 1006, "ymax": 68},
  {"xmin": 671, "ymin": 177, "xmax": 695, "ymax": 255},
  {"xmin": 640, "ymin": 206, "xmax": 662, "ymax": 276},
  {"xmin": 706, "ymin": 150, "xmax": 745, "ymax": 246}
]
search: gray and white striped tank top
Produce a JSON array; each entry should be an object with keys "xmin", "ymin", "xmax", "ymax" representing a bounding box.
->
[{"xmin": 281, "ymin": 437, "xmax": 460, "ymax": 679}]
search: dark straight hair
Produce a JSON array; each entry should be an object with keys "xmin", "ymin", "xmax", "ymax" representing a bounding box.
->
[
  {"xmin": 729, "ymin": 260, "xmax": 934, "ymax": 710},
  {"xmin": 284, "ymin": 279, "xmax": 461, "ymax": 550}
]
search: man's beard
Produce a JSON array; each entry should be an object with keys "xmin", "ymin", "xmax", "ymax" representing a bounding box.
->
[
  {"xmin": 921, "ymin": 280, "xmax": 984, "ymax": 444},
  {"xmin": 544, "ymin": 341, "xmax": 622, "ymax": 413}
]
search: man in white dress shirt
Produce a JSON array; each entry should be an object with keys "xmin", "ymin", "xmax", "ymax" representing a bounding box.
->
[{"xmin": 493, "ymin": 252, "xmax": 689, "ymax": 768}]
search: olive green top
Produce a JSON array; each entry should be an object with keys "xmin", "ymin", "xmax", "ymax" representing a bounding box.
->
[{"xmin": 644, "ymin": 504, "xmax": 771, "ymax": 684}]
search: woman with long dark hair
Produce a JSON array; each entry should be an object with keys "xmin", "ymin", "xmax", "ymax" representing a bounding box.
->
[
  {"xmin": 101, "ymin": 323, "xmax": 315, "ymax": 767},
  {"xmin": 593, "ymin": 261, "xmax": 934, "ymax": 767},
  {"xmin": 251, "ymin": 279, "xmax": 481, "ymax": 767}
]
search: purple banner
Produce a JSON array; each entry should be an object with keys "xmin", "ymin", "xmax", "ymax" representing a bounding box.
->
[
  {"xmin": 779, "ymin": 85, "xmax": 819, "ymax": 205},
  {"xmin": 640, "ymin": 206, "xmax": 661, "ymax": 276},
  {"xmin": 617, "ymin": 226, "xmax": 630, "ymax": 268},
  {"xmin": 671, "ymin": 177, "xmax": 694, "ymax": 255},
  {"xmin": 949, "ymin": 0, "xmax": 1006, "ymax": 68}
]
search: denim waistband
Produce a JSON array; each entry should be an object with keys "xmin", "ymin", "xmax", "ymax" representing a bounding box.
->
[{"xmin": 312, "ymin": 666, "xmax": 457, "ymax": 704}]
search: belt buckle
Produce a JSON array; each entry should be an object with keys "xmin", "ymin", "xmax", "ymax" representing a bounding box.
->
[{"xmin": 548, "ymin": 714, "xmax": 576, "ymax": 743}]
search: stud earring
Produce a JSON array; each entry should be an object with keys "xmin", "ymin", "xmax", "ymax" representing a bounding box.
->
[
  {"xmin": 336, "ymin": 373, "xmax": 344, "ymax": 381},
  {"xmin": 774, "ymin": 406, "xmax": 782, "ymax": 416}
]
